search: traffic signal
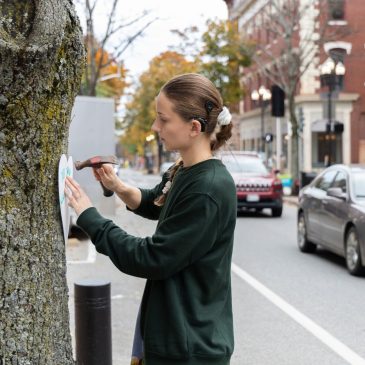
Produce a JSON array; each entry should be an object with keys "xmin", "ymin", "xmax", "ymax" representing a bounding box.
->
[
  {"xmin": 326, "ymin": 122, "xmax": 344, "ymax": 134},
  {"xmin": 271, "ymin": 85, "xmax": 285, "ymax": 117},
  {"xmin": 334, "ymin": 122, "xmax": 344, "ymax": 133}
]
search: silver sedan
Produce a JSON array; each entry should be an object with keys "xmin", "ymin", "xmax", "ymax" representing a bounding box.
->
[{"xmin": 297, "ymin": 164, "xmax": 365, "ymax": 276}]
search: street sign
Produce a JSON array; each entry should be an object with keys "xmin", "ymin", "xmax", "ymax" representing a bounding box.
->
[{"xmin": 264, "ymin": 133, "xmax": 273, "ymax": 143}]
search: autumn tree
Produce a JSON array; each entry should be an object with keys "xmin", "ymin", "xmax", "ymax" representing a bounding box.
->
[
  {"xmin": 121, "ymin": 51, "xmax": 198, "ymax": 155},
  {"xmin": 0, "ymin": 1, "xmax": 84, "ymax": 364},
  {"xmin": 88, "ymin": 45, "xmax": 128, "ymax": 109},
  {"xmin": 77, "ymin": 0, "xmax": 155, "ymax": 97},
  {"xmin": 199, "ymin": 19, "xmax": 251, "ymax": 109},
  {"xmin": 171, "ymin": 19, "xmax": 252, "ymax": 108}
]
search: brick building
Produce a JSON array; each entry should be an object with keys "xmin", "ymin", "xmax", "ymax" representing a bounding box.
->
[{"xmin": 223, "ymin": 0, "xmax": 365, "ymax": 173}]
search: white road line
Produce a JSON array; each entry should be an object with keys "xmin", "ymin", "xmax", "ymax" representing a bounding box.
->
[
  {"xmin": 67, "ymin": 241, "xmax": 97, "ymax": 265},
  {"xmin": 111, "ymin": 294, "xmax": 124, "ymax": 300},
  {"xmin": 231, "ymin": 262, "xmax": 365, "ymax": 365}
]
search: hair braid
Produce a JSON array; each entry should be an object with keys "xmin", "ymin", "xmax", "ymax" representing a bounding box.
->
[{"xmin": 154, "ymin": 159, "xmax": 184, "ymax": 206}]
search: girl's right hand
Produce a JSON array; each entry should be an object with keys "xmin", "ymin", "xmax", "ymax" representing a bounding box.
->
[{"xmin": 93, "ymin": 164, "xmax": 122, "ymax": 192}]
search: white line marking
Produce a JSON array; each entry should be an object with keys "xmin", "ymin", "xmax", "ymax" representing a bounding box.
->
[
  {"xmin": 67, "ymin": 241, "xmax": 97, "ymax": 265},
  {"xmin": 86, "ymin": 241, "xmax": 97, "ymax": 262},
  {"xmin": 231, "ymin": 262, "xmax": 365, "ymax": 365},
  {"xmin": 111, "ymin": 294, "xmax": 124, "ymax": 300}
]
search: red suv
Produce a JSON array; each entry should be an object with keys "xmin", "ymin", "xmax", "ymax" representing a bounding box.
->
[{"xmin": 219, "ymin": 151, "xmax": 283, "ymax": 217}]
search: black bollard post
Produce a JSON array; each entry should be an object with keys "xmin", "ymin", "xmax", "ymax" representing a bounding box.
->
[{"xmin": 75, "ymin": 280, "xmax": 112, "ymax": 365}]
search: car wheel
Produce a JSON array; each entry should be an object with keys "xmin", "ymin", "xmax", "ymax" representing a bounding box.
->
[
  {"xmin": 271, "ymin": 206, "xmax": 283, "ymax": 217},
  {"xmin": 345, "ymin": 227, "xmax": 365, "ymax": 276},
  {"xmin": 297, "ymin": 212, "xmax": 316, "ymax": 253}
]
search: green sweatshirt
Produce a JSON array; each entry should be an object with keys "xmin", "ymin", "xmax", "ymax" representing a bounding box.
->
[{"xmin": 77, "ymin": 158, "xmax": 237, "ymax": 365}]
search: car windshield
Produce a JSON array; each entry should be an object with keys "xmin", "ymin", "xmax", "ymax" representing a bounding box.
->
[
  {"xmin": 222, "ymin": 157, "xmax": 268, "ymax": 174},
  {"xmin": 352, "ymin": 171, "xmax": 365, "ymax": 198}
]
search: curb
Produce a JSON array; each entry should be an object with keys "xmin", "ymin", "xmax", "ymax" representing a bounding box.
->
[{"xmin": 283, "ymin": 197, "xmax": 299, "ymax": 207}]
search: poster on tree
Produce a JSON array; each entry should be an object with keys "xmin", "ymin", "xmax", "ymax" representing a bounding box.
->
[{"xmin": 58, "ymin": 154, "xmax": 73, "ymax": 243}]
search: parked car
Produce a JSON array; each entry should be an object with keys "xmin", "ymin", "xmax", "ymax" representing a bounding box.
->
[
  {"xmin": 297, "ymin": 164, "xmax": 365, "ymax": 275},
  {"xmin": 218, "ymin": 151, "xmax": 283, "ymax": 217}
]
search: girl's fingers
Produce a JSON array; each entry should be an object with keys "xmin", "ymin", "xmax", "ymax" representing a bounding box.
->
[
  {"xmin": 92, "ymin": 168, "xmax": 101, "ymax": 181},
  {"xmin": 64, "ymin": 186, "xmax": 71, "ymax": 197},
  {"xmin": 65, "ymin": 177, "xmax": 83, "ymax": 197},
  {"xmin": 102, "ymin": 164, "xmax": 114, "ymax": 174},
  {"xmin": 66, "ymin": 176, "xmax": 80, "ymax": 188},
  {"xmin": 65, "ymin": 188, "xmax": 75, "ymax": 207},
  {"xmin": 97, "ymin": 167, "xmax": 106, "ymax": 176},
  {"xmin": 65, "ymin": 178, "xmax": 77, "ymax": 194}
]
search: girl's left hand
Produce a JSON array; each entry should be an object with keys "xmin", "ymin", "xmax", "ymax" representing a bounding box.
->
[{"xmin": 65, "ymin": 176, "xmax": 93, "ymax": 216}]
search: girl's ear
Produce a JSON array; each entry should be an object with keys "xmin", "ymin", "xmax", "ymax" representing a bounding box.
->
[
  {"xmin": 191, "ymin": 119, "xmax": 201, "ymax": 136},
  {"xmin": 190, "ymin": 119, "xmax": 202, "ymax": 134}
]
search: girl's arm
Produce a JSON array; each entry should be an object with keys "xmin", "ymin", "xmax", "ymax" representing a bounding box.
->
[{"xmin": 93, "ymin": 164, "xmax": 167, "ymax": 220}]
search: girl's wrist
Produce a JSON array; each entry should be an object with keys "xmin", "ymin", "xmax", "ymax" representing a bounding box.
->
[
  {"xmin": 76, "ymin": 204, "xmax": 93, "ymax": 217},
  {"xmin": 115, "ymin": 180, "xmax": 128, "ymax": 196}
]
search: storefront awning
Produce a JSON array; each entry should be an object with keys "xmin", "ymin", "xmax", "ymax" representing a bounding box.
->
[{"xmin": 311, "ymin": 119, "xmax": 342, "ymax": 132}]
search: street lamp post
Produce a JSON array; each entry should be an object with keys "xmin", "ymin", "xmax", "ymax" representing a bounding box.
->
[
  {"xmin": 251, "ymin": 86, "xmax": 272, "ymax": 153},
  {"xmin": 320, "ymin": 57, "xmax": 345, "ymax": 166},
  {"xmin": 145, "ymin": 134, "xmax": 155, "ymax": 174}
]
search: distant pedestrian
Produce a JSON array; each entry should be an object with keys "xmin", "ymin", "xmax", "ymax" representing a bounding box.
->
[{"xmin": 66, "ymin": 73, "xmax": 237, "ymax": 365}]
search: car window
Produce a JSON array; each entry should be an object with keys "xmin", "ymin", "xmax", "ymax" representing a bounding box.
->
[
  {"xmin": 314, "ymin": 170, "xmax": 337, "ymax": 191},
  {"xmin": 222, "ymin": 157, "xmax": 268, "ymax": 174},
  {"xmin": 352, "ymin": 171, "xmax": 365, "ymax": 198},
  {"xmin": 332, "ymin": 171, "xmax": 347, "ymax": 193}
]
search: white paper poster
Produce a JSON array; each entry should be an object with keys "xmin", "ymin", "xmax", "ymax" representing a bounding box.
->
[{"xmin": 58, "ymin": 154, "xmax": 73, "ymax": 243}]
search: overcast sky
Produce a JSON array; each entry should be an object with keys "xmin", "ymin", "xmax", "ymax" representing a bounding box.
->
[{"xmin": 75, "ymin": 0, "xmax": 228, "ymax": 80}]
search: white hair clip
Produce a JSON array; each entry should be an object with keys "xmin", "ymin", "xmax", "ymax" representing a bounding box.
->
[
  {"xmin": 162, "ymin": 180, "xmax": 172, "ymax": 194},
  {"xmin": 217, "ymin": 106, "xmax": 232, "ymax": 126}
]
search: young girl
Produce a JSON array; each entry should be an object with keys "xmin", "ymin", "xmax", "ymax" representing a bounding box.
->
[{"xmin": 66, "ymin": 73, "xmax": 237, "ymax": 365}]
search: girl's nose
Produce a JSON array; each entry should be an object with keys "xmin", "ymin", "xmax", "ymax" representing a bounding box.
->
[{"xmin": 151, "ymin": 119, "xmax": 160, "ymax": 132}]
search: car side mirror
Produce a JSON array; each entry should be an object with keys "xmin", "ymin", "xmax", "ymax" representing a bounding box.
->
[{"xmin": 327, "ymin": 187, "xmax": 347, "ymax": 200}]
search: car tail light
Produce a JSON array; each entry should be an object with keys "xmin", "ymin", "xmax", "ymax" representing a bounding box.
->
[{"xmin": 272, "ymin": 179, "xmax": 283, "ymax": 192}]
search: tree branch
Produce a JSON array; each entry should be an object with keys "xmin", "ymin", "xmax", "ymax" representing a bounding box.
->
[{"xmin": 110, "ymin": 18, "xmax": 157, "ymax": 61}]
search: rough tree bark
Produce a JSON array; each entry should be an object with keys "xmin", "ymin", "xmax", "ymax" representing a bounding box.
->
[{"xmin": 0, "ymin": 1, "xmax": 84, "ymax": 364}]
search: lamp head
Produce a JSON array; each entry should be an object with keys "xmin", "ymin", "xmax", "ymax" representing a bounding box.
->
[
  {"xmin": 320, "ymin": 57, "xmax": 335, "ymax": 75},
  {"xmin": 258, "ymin": 85, "xmax": 267, "ymax": 96},
  {"xmin": 251, "ymin": 90, "xmax": 260, "ymax": 101},
  {"xmin": 335, "ymin": 61, "xmax": 346, "ymax": 75}
]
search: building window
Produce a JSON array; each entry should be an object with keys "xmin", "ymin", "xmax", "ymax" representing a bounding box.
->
[
  {"xmin": 328, "ymin": 47, "xmax": 346, "ymax": 63},
  {"xmin": 328, "ymin": 0, "xmax": 345, "ymax": 20},
  {"xmin": 312, "ymin": 132, "xmax": 342, "ymax": 168}
]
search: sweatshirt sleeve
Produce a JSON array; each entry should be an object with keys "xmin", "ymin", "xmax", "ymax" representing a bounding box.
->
[
  {"xmin": 127, "ymin": 173, "xmax": 168, "ymax": 220},
  {"xmin": 77, "ymin": 193, "xmax": 219, "ymax": 280}
]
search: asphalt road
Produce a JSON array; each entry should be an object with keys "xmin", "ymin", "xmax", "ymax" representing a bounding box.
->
[
  {"xmin": 231, "ymin": 206, "xmax": 365, "ymax": 365},
  {"xmin": 67, "ymin": 169, "xmax": 365, "ymax": 364}
]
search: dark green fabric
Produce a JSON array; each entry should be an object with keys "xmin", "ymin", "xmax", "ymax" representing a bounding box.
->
[
  {"xmin": 127, "ymin": 171, "xmax": 169, "ymax": 220},
  {"xmin": 144, "ymin": 355, "xmax": 231, "ymax": 365},
  {"xmin": 77, "ymin": 158, "xmax": 237, "ymax": 364}
]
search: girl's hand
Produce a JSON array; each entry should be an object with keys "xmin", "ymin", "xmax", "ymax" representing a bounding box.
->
[
  {"xmin": 65, "ymin": 176, "xmax": 93, "ymax": 216},
  {"xmin": 92, "ymin": 164, "xmax": 122, "ymax": 192}
]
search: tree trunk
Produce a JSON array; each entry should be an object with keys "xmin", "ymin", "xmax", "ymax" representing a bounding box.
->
[{"xmin": 0, "ymin": 1, "xmax": 85, "ymax": 364}]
